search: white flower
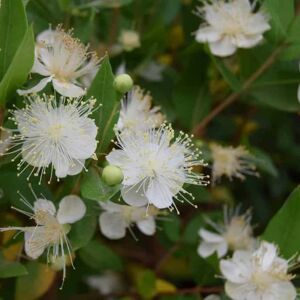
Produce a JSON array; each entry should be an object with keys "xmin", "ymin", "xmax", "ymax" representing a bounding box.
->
[
  {"xmin": 195, "ymin": 0, "xmax": 270, "ymax": 57},
  {"xmin": 116, "ymin": 86, "xmax": 164, "ymax": 132},
  {"xmin": 0, "ymin": 129, "xmax": 11, "ymax": 155},
  {"xmin": 18, "ymin": 27, "xmax": 99, "ymax": 97},
  {"xmin": 210, "ymin": 144, "xmax": 258, "ymax": 184},
  {"xmin": 106, "ymin": 124, "xmax": 209, "ymax": 212},
  {"xmin": 119, "ymin": 30, "xmax": 141, "ymax": 52},
  {"xmin": 198, "ymin": 208, "xmax": 255, "ymax": 258},
  {"xmin": 220, "ymin": 241, "xmax": 297, "ymax": 300},
  {"xmin": 86, "ymin": 271, "xmax": 124, "ymax": 296},
  {"xmin": 5, "ymin": 94, "xmax": 98, "ymax": 182},
  {"xmin": 0, "ymin": 194, "xmax": 86, "ymax": 283},
  {"xmin": 99, "ymin": 201, "xmax": 158, "ymax": 240}
]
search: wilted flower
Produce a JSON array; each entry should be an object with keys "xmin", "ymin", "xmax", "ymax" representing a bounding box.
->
[
  {"xmin": 220, "ymin": 241, "xmax": 297, "ymax": 300},
  {"xmin": 195, "ymin": 0, "xmax": 270, "ymax": 57},
  {"xmin": 119, "ymin": 30, "xmax": 141, "ymax": 52},
  {"xmin": 18, "ymin": 27, "xmax": 99, "ymax": 97},
  {"xmin": 198, "ymin": 207, "xmax": 255, "ymax": 258},
  {"xmin": 0, "ymin": 194, "xmax": 86, "ymax": 284},
  {"xmin": 116, "ymin": 86, "xmax": 164, "ymax": 132},
  {"xmin": 99, "ymin": 201, "xmax": 158, "ymax": 240},
  {"xmin": 210, "ymin": 143, "xmax": 258, "ymax": 184},
  {"xmin": 3, "ymin": 94, "xmax": 98, "ymax": 182},
  {"xmin": 106, "ymin": 124, "xmax": 209, "ymax": 212}
]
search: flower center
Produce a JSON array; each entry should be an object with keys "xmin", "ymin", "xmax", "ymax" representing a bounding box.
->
[{"xmin": 48, "ymin": 123, "xmax": 64, "ymax": 141}]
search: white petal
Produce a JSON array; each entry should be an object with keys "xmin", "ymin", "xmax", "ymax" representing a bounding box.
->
[
  {"xmin": 268, "ymin": 282, "xmax": 297, "ymax": 300},
  {"xmin": 145, "ymin": 179, "xmax": 173, "ymax": 209},
  {"xmin": 99, "ymin": 201, "xmax": 123, "ymax": 213},
  {"xmin": 67, "ymin": 159, "xmax": 85, "ymax": 176},
  {"xmin": 34, "ymin": 199, "xmax": 56, "ymax": 215},
  {"xmin": 24, "ymin": 228, "xmax": 47, "ymax": 259},
  {"xmin": 198, "ymin": 240, "xmax": 228, "ymax": 258},
  {"xmin": 209, "ymin": 37, "xmax": 237, "ymax": 57},
  {"xmin": 220, "ymin": 251, "xmax": 252, "ymax": 283},
  {"xmin": 225, "ymin": 281, "xmax": 257, "ymax": 300},
  {"xmin": 17, "ymin": 76, "xmax": 53, "ymax": 95},
  {"xmin": 121, "ymin": 186, "xmax": 148, "ymax": 207},
  {"xmin": 234, "ymin": 34, "xmax": 263, "ymax": 48},
  {"xmin": 57, "ymin": 195, "xmax": 86, "ymax": 224},
  {"xmin": 199, "ymin": 229, "xmax": 225, "ymax": 243},
  {"xmin": 52, "ymin": 79, "xmax": 86, "ymax": 97},
  {"xmin": 106, "ymin": 150, "xmax": 128, "ymax": 166},
  {"xmin": 53, "ymin": 155, "xmax": 70, "ymax": 178},
  {"xmin": 99, "ymin": 212, "xmax": 127, "ymax": 240},
  {"xmin": 196, "ymin": 27, "xmax": 221, "ymax": 43},
  {"xmin": 297, "ymin": 85, "xmax": 300, "ymax": 103},
  {"xmin": 136, "ymin": 217, "xmax": 156, "ymax": 236}
]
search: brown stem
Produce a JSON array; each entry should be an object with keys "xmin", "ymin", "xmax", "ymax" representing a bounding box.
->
[{"xmin": 193, "ymin": 44, "xmax": 286, "ymax": 136}]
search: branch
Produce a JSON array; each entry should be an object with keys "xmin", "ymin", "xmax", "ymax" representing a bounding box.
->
[{"xmin": 193, "ymin": 44, "xmax": 286, "ymax": 136}]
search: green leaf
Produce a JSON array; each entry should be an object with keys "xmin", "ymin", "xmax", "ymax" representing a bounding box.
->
[
  {"xmin": 250, "ymin": 147, "xmax": 279, "ymax": 177},
  {"xmin": 0, "ymin": 255, "xmax": 27, "ymax": 278},
  {"xmin": 81, "ymin": 167, "xmax": 120, "ymax": 201},
  {"xmin": 79, "ymin": 240, "xmax": 123, "ymax": 271},
  {"xmin": 78, "ymin": 0, "xmax": 132, "ymax": 9},
  {"xmin": 262, "ymin": 186, "xmax": 300, "ymax": 258},
  {"xmin": 210, "ymin": 54, "xmax": 242, "ymax": 92},
  {"xmin": 68, "ymin": 202, "xmax": 97, "ymax": 250},
  {"xmin": 163, "ymin": 215, "xmax": 181, "ymax": 242},
  {"xmin": 87, "ymin": 56, "xmax": 120, "ymax": 154},
  {"xmin": 263, "ymin": 0, "xmax": 295, "ymax": 42},
  {"xmin": 246, "ymin": 84, "xmax": 300, "ymax": 112},
  {"xmin": 137, "ymin": 270, "xmax": 156, "ymax": 299},
  {"xmin": 281, "ymin": 15, "xmax": 300, "ymax": 60},
  {"xmin": 0, "ymin": 26, "xmax": 34, "ymax": 105},
  {"xmin": 0, "ymin": 0, "xmax": 28, "ymax": 79}
]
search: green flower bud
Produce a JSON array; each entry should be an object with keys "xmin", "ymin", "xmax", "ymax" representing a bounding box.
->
[
  {"xmin": 102, "ymin": 165, "xmax": 124, "ymax": 186},
  {"xmin": 62, "ymin": 223, "xmax": 71, "ymax": 234},
  {"xmin": 113, "ymin": 74, "xmax": 133, "ymax": 93}
]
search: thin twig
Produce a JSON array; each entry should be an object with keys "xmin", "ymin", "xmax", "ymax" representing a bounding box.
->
[{"xmin": 193, "ymin": 44, "xmax": 286, "ymax": 136}]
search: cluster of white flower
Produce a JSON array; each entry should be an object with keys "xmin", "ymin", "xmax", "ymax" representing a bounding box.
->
[
  {"xmin": 198, "ymin": 208, "xmax": 297, "ymax": 299},
  {"xmin": 0, "ymin": 23, "xmax": 212, "ymax": 284}
]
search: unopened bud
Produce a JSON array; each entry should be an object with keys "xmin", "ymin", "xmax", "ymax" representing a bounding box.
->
[
  {"xmin": 102, "ymin": 165, "xmax": 124, "ymax": 186},
  {"xmin": 114, "ymin": 74, "xmax": 133, "ymax": 94}
]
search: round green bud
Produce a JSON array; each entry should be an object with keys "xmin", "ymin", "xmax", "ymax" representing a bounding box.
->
[
  {"xmin": 113, "ymin": 74, "xmax": 133, "ymax": 93},
  {"xmin": 102, "ymin": 165, "xmax": 124, "ymax": 186}
]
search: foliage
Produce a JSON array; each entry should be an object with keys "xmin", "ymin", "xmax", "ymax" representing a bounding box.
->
[{"xmin": 0, "ymin": 0, "xmax": 300, "ymax": 299}]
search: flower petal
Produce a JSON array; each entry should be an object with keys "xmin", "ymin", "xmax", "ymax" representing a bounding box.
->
[
  {"xmin": 209, "ymin": 37, "xmax": 237, "ymax": 57},
  {"xmin": 220, "ymin": 251, "xmax": 252, "ymax": 283},
  {"xmin": 234, "ymin": 34, "xmax": 263, "ymax": 48},
  {"xmin": 136, "ymin": 217, "xmax": 156, "ymax": 236},
  {"xmin": 67, "ymin": 159, "xmax": 85, "ymax": 176},
  {"xmin": 24, "ymin": 228, "xmax": 48, "ymax": 259},
  {"xmin": 57, "ymin": 195, "xmax": 86, "ymax": 224},
  {"xmin": 52, "ymin": 79, "xmax": 86, "ymax": 97},
  {"xmin": 121, "ymin": 186, "xmax": 148, "ymax": 207},
  {"xmin": 199, "ymin": 229, "xmax": 225, "ymax": 243},
  {"xmin": 17, "ymin": 76, "xmax": 53, "ymax": 95},
  {"xmin": 99, "ymin": 212, "xmax": 127, "ymax": 240},
  {"xmin": 145, "ymin": 179, "xmax": 173, "ymax": 209},
  {"xmin": 34, "ymin": 199, "xmax": 56, "ymax": 215},
  {"xmin": 196, "ymin": 26, "xmax": 221, "ymax": 43}
]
